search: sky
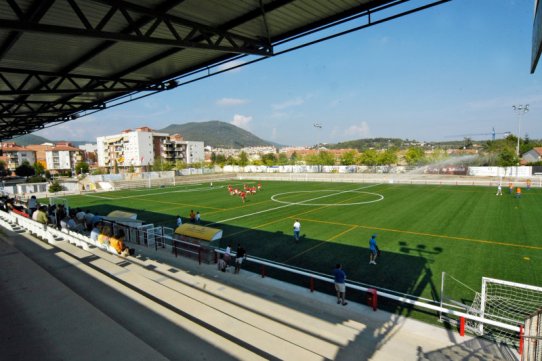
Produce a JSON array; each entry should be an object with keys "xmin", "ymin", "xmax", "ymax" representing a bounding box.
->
[{"xmin": 36, "ymin": 0, "xmax": 542, "ymax": 147}]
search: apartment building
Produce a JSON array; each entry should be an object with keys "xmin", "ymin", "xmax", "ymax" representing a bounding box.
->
[
  {"xmin": 96, "ymin": 127, "xmax": 168, "ymax": 170},
  {"xmin": 26, "ymin": 142, "xmax": 83, "ymax": 173},
  {"xmin": 161, "ymin": 134, "xmax": 204, "ymax": 164},
  {"xmin": 0, "ymin": 142, "xmax": 36, "ymax": 170}
]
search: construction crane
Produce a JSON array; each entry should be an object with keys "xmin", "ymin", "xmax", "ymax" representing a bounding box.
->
[{"xmin": 448, "ymin": 127, "xmax": 511, "ymax": 141}]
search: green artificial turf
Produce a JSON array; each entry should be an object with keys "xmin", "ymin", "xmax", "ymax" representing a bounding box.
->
[{"xmin": 49, "ymin": 179, "xmax": 542, "ymax": 309}]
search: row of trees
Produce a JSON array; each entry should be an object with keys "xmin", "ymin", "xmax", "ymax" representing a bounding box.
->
[
  {"xmin": 204, "ymin": 135, "xmax": 542, "ymax": 168},
  {"xmin": 207, "ymin": 148, "xmax": 448, "ymax": 167}
]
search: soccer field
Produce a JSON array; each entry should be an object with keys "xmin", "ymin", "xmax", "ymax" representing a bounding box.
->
[{"xmin": 54, "ymin": 179, "xmax": 542, "ymax": 306}]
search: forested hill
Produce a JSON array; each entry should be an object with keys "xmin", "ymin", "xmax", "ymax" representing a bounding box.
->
[
  {"xmin": 158, "ymin": 120, "xmax": 276, "ymax": 148},
  {"xmin": 325, "ymin": 138, "xmax": 409, "ymax": 151}
]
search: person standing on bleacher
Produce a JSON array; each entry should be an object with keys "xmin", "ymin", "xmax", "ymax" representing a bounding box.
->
[{"xmin": 27, "ymin": 195, "xmax": 38, "ymax": 217}]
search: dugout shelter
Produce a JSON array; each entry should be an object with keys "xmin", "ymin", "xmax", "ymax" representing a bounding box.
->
[
  {"xmin": 174, "ymin": 223, "xmax": 223, "ymax": 263},
  {"xmin": 102, "ymin": 210, "xmax": 143, "ymax": 227}
]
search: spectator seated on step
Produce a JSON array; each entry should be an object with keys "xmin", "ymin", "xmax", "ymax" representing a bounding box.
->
[
  {"xmin": 33, "ymin": 206, "xmax": 49, "ymax": 225},
  {"xmin": 90, "ymin": 221, "xmax": 103, "ymax": 246},
  {"xmin": 75, "ymin": 208, "xmax": 87, "ymax": 229},
  {"xmin": 84, "ymin": 211, "xmax": 95, "ymax": 231},
  {"xmin": 96, "ymin": 225, "xmax": 112, "ymax": 250},
  {"xmin": 108, "ymin": 229, "xmax": 133, "ymax": 257}
]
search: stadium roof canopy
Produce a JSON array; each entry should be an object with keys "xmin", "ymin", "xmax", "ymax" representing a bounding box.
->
[{"xmin": 0, "ymin": 0, "xmax": 451, "ymax": 141}]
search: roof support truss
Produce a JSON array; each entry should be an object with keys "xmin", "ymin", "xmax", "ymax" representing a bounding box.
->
[{"xmin": 0, "ymin": 0, "xmax": 273, "ymax": 56}]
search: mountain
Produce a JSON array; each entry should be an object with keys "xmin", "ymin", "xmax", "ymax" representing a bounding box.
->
[
  {"xmin": 157, "ymin": 120, "xmax": 277, "ymax": 148},
  {"xmin": 10, "ymin": 134, "xmax": 51, "ymax": 146},
  {"xmin": 9, "ymin": 134, "xmax": 94, "ymax": 147}
]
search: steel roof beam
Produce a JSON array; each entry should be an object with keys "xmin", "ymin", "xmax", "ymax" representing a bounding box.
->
[
  {"xmin": 89, "ymin": 0, "xmax": 272, "ymax": 54},
  {"xmin": 0, "ymin": 0, "xmax": 55, "ymax": 60},
  {"xmin": 1, "ymin": 0, "xmax": 273, "ymax": 57},
  {"xmin": 0, "ymin": 66, "xmax": 143, "ymax": 83},
  {"xmin": 0, "ymin": 20, "xmax": 271, "ymax": 56}
]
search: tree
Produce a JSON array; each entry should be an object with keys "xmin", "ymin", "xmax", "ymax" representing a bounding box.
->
[
  {"xmin": 225, "ymin": 156, "xmax": 236, "ymax": 165},
  {"xmin": 378, "ymin": 148, "xmax": 398, "ymax": 165},
  {"xmin": 15, "ymin": 160, "xmax": 35, "ymax": 177},
  {"xmin": 174, "ymin": 160, "xmax": 186, "ymax": 170},
  {"xmin": 339, "ymin": 150, "xmax": 358, "ymax": 165},
  {"xmin": 152, "ymin": 158, "xmax": 173, "ymax": 171},
  {"xmin": 0, "ymin": 160, "xmax": 8, "ymax": 177},
  {"xmin": 359, "ymin": 149, "xmax": 378, "ymax": 166},
  {"xmin": 261, "ymin": 153, "xmax": 276, "ymax": 166},
  {"xmin": 304, "ymin": 153, "xmax": 320, "ymax": 165},
  {"xmin": 75, "ymin": 161, "xmax": 89, "ymax": 174},
  {"xmin": 91, "ymin": 168, "xmax": 106, "ymax": 175},
  {"xmin": 238, "ymin": 151, "xmax": 249, "ymax": 167},
  {"xmin": 496, "ymin": 147, "xmax": 518, "ymax": 166},
  {"xmin": 33, "ymin": 162, "xmax": 45, "ymax": 176},
  {"xmin": 404, "ymin": 147, "xmax": 426, "ymax": 165},
  {"xmin": 289, "ymin": 151, "xmax": 298, "ymax": 164},
  {"xmin": 318, "ymin": 150, "xmax": 336, "ymax": 165},
  {"xmin": 214, "ymin": 154, "xmax": 226, "ymax": 166},
  {"xmin": 48, "ymin": 180, "xmax": 62, "ymax": 193},
  {"xmin": 277, "ymin": 152, "xmax": 289, "ymax": 165}
]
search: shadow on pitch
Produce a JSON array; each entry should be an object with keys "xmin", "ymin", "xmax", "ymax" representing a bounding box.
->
[{"xmin": 69, "ymin": 203, "xmax": 466, "ymax": 361}]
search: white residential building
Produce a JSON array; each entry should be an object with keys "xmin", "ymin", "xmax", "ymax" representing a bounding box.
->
[
  {"xmin": 97, "ymin": 126, "xmax": 168, "ymax": 170},
  {"xmin": 78, "ymin": 143, "xmax": 97, "ymax": 153},
  {"xmin": 161, "ymin": 134, "xmax": 204, "ymax": 164}
]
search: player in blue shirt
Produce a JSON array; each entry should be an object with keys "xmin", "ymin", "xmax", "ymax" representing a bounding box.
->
[{"xmin": 369, "ymin": 234, "xmax": 378, "ymax": 265}]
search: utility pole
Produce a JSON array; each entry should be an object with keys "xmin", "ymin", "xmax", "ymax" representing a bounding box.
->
[{"xmin": 512, "ymin": 104, "xmax": 529, "ymax": 162}]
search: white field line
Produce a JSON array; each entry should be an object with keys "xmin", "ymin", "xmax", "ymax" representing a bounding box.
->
[
  {"xmin": 208, "ymin": 183, "xmax": 382, "ymax": 227},
  {"xmin": 82, "ymin": 185, "xmax": 224, "ymax": 200}
]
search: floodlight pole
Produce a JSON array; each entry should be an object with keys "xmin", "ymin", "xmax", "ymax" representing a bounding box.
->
[{"xmin": 512, "ymin": 104, "xmax": 529, "ymax": 162}]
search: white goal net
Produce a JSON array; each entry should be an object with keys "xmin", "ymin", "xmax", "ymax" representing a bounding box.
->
[
  {"xmin": 467, "ymin": 277, "xmax": 542, "ymax": 344},
  {"xmin": 441, "ymin": 273, "xmax": 542, "ymax": 346}
]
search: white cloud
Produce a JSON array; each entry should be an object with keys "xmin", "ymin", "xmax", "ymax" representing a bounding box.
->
[
  {"xmin": 217, "ymin": 60, "xmax": 245, "ymax": 73},
  {"xmin": 344, "ymin": 122, "xmax": 370, "ymax": 138},
  {"xmin": 272, "ymin": 97, "xmax": 305, "ymax": 110},
  {"xmin": 231, "ymin": 114, "xmax": 253, "ymax": 130},
  {"xmin": 36, "ymin": 116, "xmax": 101, "ymax": 140},
  {"xmin": 216, "ymin": 98, "xmax": 248, "ymax": 106}
]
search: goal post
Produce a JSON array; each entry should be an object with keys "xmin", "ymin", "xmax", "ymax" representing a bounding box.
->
[
  {"xmin": 49, "ymin": 197, "xmax": 69, "ymax": 209},
  {"xmin": 441, "ymin": 273, "xmax": 542, "ymax": 346},
  {"xmin": 473, "ymin": 277, "xmax": 542, "ymax": 344}
]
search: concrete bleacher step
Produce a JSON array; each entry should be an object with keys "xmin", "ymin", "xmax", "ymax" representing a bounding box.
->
[
  {"xmin": 418, "ymin": 335, "xmax": 518, "ymax": 361},
  {"xmin": 53, "ymin": 240, "xmax": 356, "ymax": 361}
]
